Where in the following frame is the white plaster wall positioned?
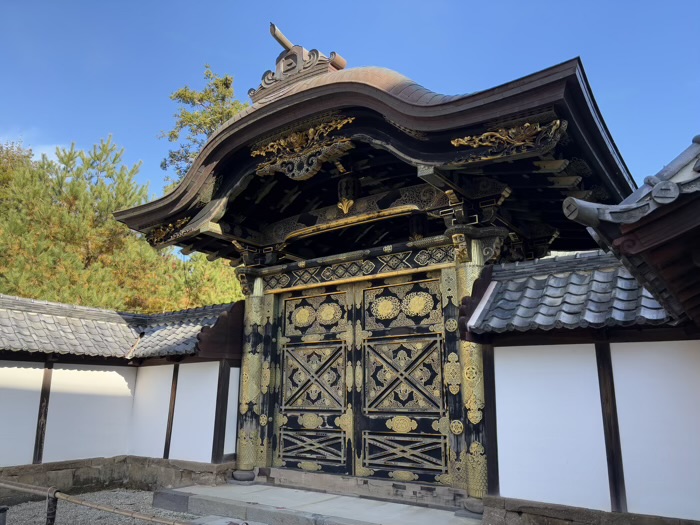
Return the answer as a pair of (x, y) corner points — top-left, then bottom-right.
(611, 340), (700, 520)
(129, 365), (173, 458)
(43, 364), (136, 462)
(224, 367), (240, 455)
(495, 344), (610, 511)
(169, 361), (219, 463)
(0, 361), (45, 467)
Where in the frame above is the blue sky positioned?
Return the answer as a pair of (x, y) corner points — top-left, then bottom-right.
(1, 1), (698, 196)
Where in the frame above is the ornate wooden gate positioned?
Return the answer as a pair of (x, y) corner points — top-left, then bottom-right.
(274, 271), (453, 483)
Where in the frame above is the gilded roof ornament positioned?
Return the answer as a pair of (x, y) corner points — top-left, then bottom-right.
(248, 23), (347, 104)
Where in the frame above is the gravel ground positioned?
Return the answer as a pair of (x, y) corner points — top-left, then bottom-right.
(4, 489), (198, 525)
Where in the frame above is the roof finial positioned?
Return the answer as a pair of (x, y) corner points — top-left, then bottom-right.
(270, 23), (293, 52)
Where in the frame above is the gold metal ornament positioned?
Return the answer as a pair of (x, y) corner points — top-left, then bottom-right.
(450, 420), (464, 435)
(386, 416), (418, 433)
(259, 414), (269, 427)
(401, 292), (434, 317)
(252, 117), (356, 181)
(444, 353), (461, 395)
(298, 461), (322, 472)
(317, 303), (342, 325)
(299, 413), (324, 430)
(444, 318), (458, 333)
(467, 441), (487, 498)
(431, 416), (450, 436)
(389, 470), (418, 482)
(293, 306), (316, 327)
(371, 296), (401, 320)
(451, 119), (568, 163)
(261, 360), (271, 394)
(337, 197), (354, 215)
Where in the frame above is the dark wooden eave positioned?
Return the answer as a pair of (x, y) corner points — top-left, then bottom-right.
(114, 58), (634, 257)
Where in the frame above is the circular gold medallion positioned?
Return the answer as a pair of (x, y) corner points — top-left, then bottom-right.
(371, 296), (400, 320)
(317, 303), (342, 325)
(449, 420), (464, 435)
(401, 292), (434, 317)
(293, 306), (316, 327)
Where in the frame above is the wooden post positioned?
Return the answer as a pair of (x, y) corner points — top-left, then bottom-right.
(33, 361), (53, 465)
(163, 364), (179, 460)
(211, 360), (231, 464)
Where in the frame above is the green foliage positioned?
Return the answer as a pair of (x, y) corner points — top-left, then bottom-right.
(160, 64), (248, 182)
(0, 139), (243, 313)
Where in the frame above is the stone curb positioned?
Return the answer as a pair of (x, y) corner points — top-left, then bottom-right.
(153, 490), (387, 525)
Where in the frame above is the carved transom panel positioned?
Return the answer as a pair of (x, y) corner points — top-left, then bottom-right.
(282, 344), (347, 410)
(364, 279), (442, 331)
(364, 337), (443, 413)
(284, 292), (349, 337)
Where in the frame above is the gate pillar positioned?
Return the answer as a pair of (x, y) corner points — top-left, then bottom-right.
(233, 277), (276, 481)
(455, 237), (488, 498)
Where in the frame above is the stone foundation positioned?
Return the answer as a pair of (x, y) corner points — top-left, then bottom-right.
(0, 456), (236, 506)
(260, 467), (482, 513)
(483, 496), (700, 525)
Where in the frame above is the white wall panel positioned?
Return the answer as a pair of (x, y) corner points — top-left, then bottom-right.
(0, 361), (44, 467)
(612, 341), (700, 520)
(169, 361), (219, 463)
(43, 364), (135, 462)
(129, 365), (173, 458)
(495, 344), (610, 511)
(224, 367), (240, 455)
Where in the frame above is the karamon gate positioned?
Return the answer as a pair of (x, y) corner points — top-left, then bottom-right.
(115, 25), (632, 499)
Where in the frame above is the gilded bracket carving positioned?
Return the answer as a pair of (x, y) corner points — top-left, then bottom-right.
(251, 117), (356, 181)
(451, 119), (568, 164)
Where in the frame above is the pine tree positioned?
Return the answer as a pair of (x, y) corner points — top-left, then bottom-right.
(160, 65), (248, 183)
(0, 139), (243, 313)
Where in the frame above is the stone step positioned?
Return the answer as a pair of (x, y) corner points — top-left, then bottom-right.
(256, 467), (483, 514)
(153, 484), (481, 525)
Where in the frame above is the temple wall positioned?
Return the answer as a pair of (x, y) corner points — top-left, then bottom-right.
(611, 340), (700, 521)
(494, 344), (610, 511)
(43, 364), (136, 462)
(129, 364), (173, 458)
(0, 361), (44, 467)
(168, 361), (219, 463)
(224, 367), (240, 455)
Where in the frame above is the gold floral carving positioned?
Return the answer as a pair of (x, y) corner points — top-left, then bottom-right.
(251, 117), (356, 181)
(146, 216), (191, 245)
(298, 461), (322, 472)
(444, 353), (461, 396)
(401, 292), (434, 317)
(451, 119), (568, 163)
(462, 341), (485, 425)
(317, 303), (342, 325)
(467, 441), (487, 498)
(293, 306), (316, 328)
(386, 416), (418, 433)
(337, 197), (354, 215)
(240, 352), (261, 414)
(237, 429), (258, 471)
(450, 420), (464, 435)
(371, 296), (400, 320)
(438, 448), (468, 490)
(299, 413), (324, 430)
(389, 470), (418, 482)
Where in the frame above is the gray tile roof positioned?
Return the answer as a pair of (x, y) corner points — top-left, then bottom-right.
(131, 304), (232, 359)
(468, 251), (671, 334)
(0, 294), (234, 359)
